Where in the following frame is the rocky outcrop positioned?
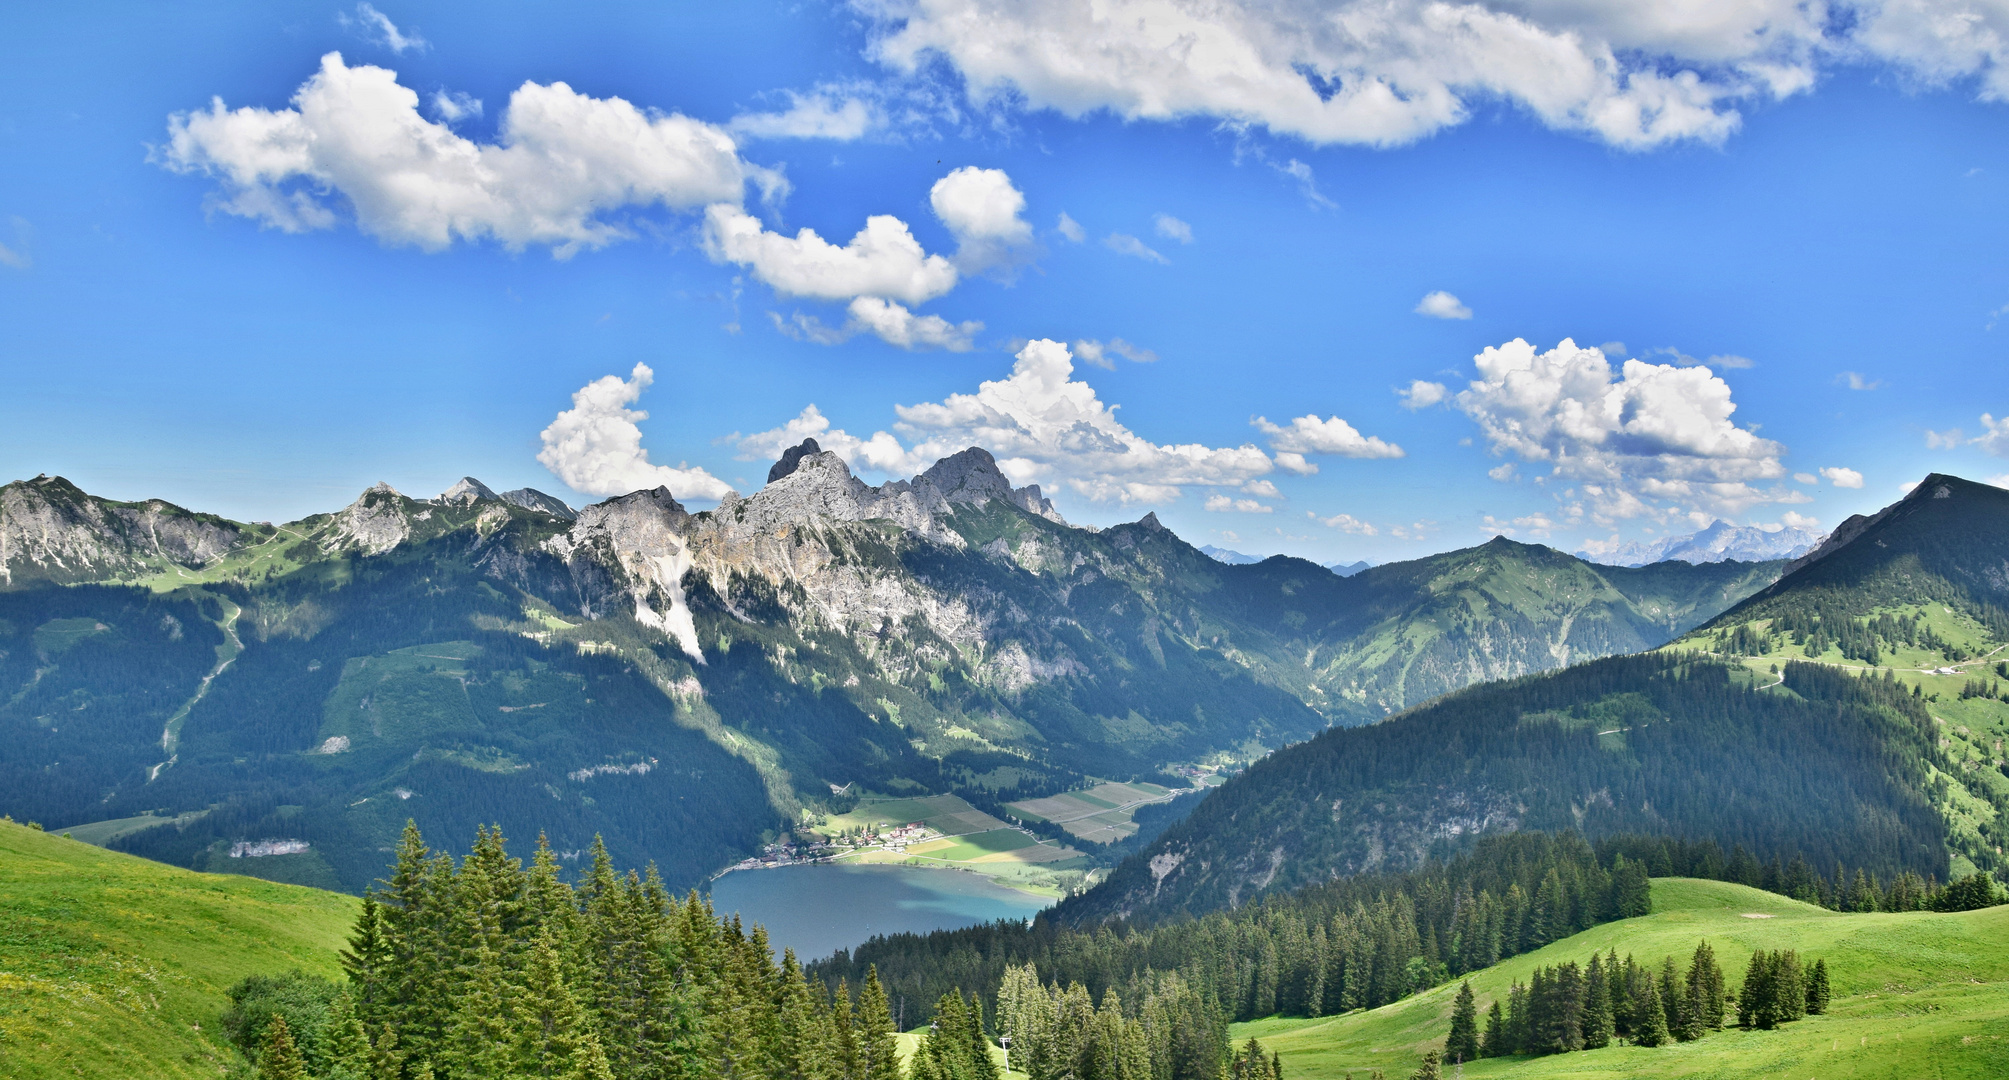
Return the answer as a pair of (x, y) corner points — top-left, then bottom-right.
(326, 483), (413, 556)
(0, 475), (244, 586)
(501, 487), (575, 520)
(436, 477), (500, 506)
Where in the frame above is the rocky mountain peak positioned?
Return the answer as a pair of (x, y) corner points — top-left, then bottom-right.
(501, 487), (576, 520)
(436, 477), (499, 506)
(1136, 511), (1167, 532)
(767, 438), (823, 484)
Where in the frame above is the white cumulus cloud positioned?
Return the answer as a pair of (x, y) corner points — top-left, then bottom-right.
(538, 364), (734, 501)
(740, 340), (1277, 504)
(1820, 466), (1865, 488)
(774, 296), (981, 351)
(1453, 337), (1799, 522)
(704, 166), (1026, 346)
(731, 88), (878, 140)
(160, 53), (761, 256)
(1205, 495), (1273, 513)
(702, 204), (958, 305)
(1056, 212), (1085, 242)
(1253, 414), (1405, 466)
(1415, 290), (1472, 319)
(862, 0), (2009, 151)
(1309, 510), (1377, 534)
(930, 166), (1034, 274)
(1978, 412), (2009, 456)
(1398, 379), (1448, 409)
(1154, 213), (1194, 243)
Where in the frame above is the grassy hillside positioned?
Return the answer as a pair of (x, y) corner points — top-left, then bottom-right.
(1233, 877), (2009, 1079)
(0, 819), (359, 1078)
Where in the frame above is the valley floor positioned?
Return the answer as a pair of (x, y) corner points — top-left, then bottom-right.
(1231, 878), (2009, 1079)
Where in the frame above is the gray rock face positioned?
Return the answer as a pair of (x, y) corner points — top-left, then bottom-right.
(767, 438), (822, 484)
(328, 483), (413, 556)
(541, 445), (1072, 689)
(436, 477), (499, 506)
(0, 475), (244, 586)
(501, 487), (576, 520)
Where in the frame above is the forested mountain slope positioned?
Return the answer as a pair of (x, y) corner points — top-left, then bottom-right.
(1058, 474), (2009, 926)
(0, 450), (1774, 891)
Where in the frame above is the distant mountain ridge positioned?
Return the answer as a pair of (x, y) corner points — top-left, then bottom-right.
(1199, 545), (1370, 577)
(1579, 519), (1824, 567)
(1057, 474), (2009, 925)
(0, 447), (1780, 892)
(1580, 519), (1823, 567)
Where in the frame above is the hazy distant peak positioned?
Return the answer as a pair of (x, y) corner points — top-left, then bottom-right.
(1200, 544), (1262, 565)
(1580, 520), (1822, 567)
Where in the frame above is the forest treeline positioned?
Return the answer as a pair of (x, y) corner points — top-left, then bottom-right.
(1442, 940), (1828, 1065)
(814, 824), (2005, 1033)
(1069, 654), (1991, 924)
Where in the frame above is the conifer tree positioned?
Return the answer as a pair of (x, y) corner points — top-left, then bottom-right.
(1806, 958), (1831, 1015)
(365, 1025), (405, 1080)
(512, 928), (598, 1078)
(1631, 977), (1669, 1047)
(857, 966), (902, 1080)
(442, 938), (516, 1078)
(1479, 1001), (1505, 1058)
(322, 991), (370, 1080)
(1445, 981), (1478, 1063)
(1407, 1049), (1441, 1080)
(1686, 941), (1726, 1031)
(1503, 980), (1530, 1054)
(1657, 956), (1684, 1039)
(1612, 856), (1652, 918)
(1580, 955), (1613, 1050)
(1737, 950), (1772, 1029)
(260, 1014), (309, 1080)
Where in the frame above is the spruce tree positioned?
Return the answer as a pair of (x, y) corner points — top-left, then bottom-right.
(1687, 941), (1726, 1030)
(259, 1014), (309, 1080)
(857, 966), (902, 1080)
(1737, 950), (1772, 1029)
(1612, 855), (1652, 918)
(1503, 980), (1530, 1055)
(1445, 981), (1479, 1063)
(1581, 955), (1614, 1050)
(1631, 977), (1669, 1047)
(511, 928), (597, 1078)
(1656, 956), (1683, 1039)
(1806, 958), (1831, 1015)
(1407, 1049), (1441, 1080)
(1479, 1001), (1506, 1058)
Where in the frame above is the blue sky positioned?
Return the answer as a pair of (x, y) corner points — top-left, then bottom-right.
(3, 0), (2007, 563)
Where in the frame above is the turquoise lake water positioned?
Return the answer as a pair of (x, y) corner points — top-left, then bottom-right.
(707, 862), (1053, 963)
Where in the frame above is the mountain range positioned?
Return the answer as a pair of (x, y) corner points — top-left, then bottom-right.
(1197, 545), (1372, 578)
(1059, 474), (2009, 925)
(0, 445), (1781, 892)
(1578, 519), (1825, 567)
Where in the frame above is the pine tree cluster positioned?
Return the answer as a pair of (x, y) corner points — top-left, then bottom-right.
(1465, 941), (1731, 1058)
(822, 833), (1650, 1028)
(1735, 951), (1829, 1029)
(991, 963), (1225, 1080)
(237, 822), (916, 1080)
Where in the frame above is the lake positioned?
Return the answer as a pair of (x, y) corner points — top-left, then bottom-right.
(707, 862), (1054, 963)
